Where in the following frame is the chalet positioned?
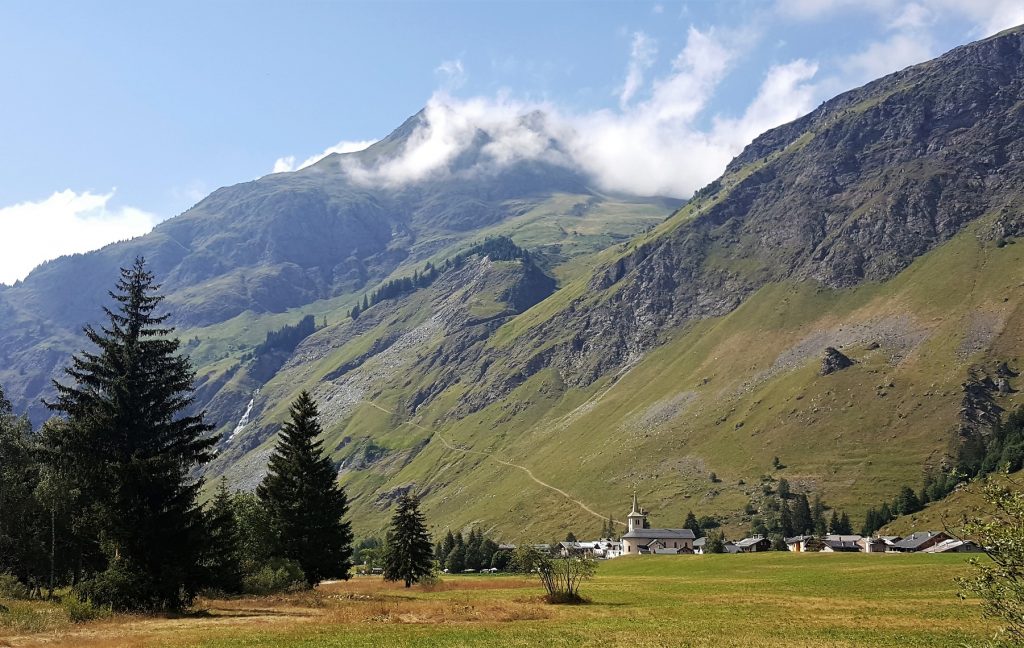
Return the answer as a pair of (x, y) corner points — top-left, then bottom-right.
(620, 495), (696, 555)
(922, 538), (984, 554)
(859, 537), (888, 553)
(889, 531), (951, 553)
(734, 535), (771, 553)
(822, 534), (862, 552)
(784, 535), (816, 552)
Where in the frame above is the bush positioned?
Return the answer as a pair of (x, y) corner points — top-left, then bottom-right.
(0, 572), (28, 599)
(74, 566), (156, 611)
(242, 559), (308, 595)
(62, 595), (112, 623)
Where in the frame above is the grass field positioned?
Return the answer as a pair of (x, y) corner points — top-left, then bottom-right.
(0, 554), (994, 648)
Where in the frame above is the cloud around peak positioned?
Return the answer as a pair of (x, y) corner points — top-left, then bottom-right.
(334, 25), (821, 198)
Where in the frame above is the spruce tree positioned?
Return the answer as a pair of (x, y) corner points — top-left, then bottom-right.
(683, 511), (702, 537)
(257, 391), (353, 586)
(204, 478), (242, 593)
(383, 493), (434, 587)
(0, 384), (48, 587)
(792, 493), (812, 535)
(44, 258), (216, 611)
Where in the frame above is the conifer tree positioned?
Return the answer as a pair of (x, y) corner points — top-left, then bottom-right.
(204, 478), (242, 593)
(441, 529), (456, 559)
(797, 494), (813, 534)
(44, 258), (216, 611)
(779, 500), (795, 537)
(257, 391), (353, 586)
(383, 493), (434, 587)
(683, 511), (702, 537)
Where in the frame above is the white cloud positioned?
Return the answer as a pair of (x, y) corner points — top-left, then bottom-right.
(620, 32), (657, 108)
(271, 139), (378, 174)
(776, 0), (1023, 37)
(436, 58), (467, 90)
(841, 31), (935, 84)
(0, 189), (159, 285)
(338, 26), (821, 198)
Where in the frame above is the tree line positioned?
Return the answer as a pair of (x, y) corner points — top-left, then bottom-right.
(350, 236), (530, 320)
(0, 259), (435, 611)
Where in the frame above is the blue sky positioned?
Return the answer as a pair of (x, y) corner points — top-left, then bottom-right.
(0, 0), (1021, 284)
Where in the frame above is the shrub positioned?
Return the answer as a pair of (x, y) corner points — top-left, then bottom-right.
(0, 572), (28, 599)
(242, 559), (308, 595)
(74, 566), (157, 612)
(62, 595), (112, 623)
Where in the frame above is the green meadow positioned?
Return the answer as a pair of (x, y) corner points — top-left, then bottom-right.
(1, 554), (993, 648)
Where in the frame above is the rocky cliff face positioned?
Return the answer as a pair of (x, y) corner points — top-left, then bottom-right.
(454, 26), (1024, 411)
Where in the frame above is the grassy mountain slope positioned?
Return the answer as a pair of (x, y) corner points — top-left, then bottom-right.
(204, 26), (1024, 541)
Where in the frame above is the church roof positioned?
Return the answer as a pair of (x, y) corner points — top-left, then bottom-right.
(622, 528), (696, 540)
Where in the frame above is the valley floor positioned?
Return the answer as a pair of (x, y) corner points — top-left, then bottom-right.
(0, 554), (993, 648)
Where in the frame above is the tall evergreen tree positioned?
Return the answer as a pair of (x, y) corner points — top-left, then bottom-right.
(204, 479), (242, 593)
(257, 391), (353, 585)
(683, 511), (702, 537)
(441, 530), (456, 559)
(792, 493), (812, 535)
(0, 384), (48, 589)
(43, 258), (216, 611)
(779, 500), (795, 537)
(383, 493), (434, 587)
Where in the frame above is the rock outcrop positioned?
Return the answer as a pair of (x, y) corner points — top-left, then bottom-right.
(820, 347), (855, 375)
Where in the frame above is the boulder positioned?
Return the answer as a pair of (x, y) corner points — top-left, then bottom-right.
(820, 347), (855, 375)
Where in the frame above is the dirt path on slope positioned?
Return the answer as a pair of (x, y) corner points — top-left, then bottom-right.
(361, 401), (623, 527)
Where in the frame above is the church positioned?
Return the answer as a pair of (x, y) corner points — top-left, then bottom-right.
(620, 495), (696, 555)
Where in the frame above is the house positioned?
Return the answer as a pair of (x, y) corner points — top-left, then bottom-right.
(889, 531), (951, 553)
(734, 535), (772, 553)
(878, 535), (902, 548)
(591, 539), (624, 559)
(784, 535), (814, 552)
(620, 495), (696, 555)
(695, 537), (741, 554)
(822, 534), (862, 552)
(859, 537), (888, 553)
(922, 538), (984, 554)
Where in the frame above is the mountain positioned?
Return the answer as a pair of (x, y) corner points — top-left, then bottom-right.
(4, 26), (1024, 542)
(205, 25), (1024, 540)
(0, 111), (677, 426)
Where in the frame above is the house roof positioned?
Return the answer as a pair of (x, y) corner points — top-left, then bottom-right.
(735, 535), (769, 548)
(693, 537), (706, 547)
(622, 528), (696, 540)
(922, 539), (980, 553)
(893, 531), (946, 550)
(824, 540), (861, 552)
(784, 535), (813, 544)
(825, 534), (862, 543)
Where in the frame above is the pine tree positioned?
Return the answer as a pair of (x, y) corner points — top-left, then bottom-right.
(683, 511), (702, 537)
(257, 391), (353, 586)
(441, 530), (456, 559)
(811, 495), (827, 535)
(383, 493), (434, 587)
(792, 493), (812, 535)
(44, 258), (216, 611)
(779, 500), (795, 537)
(204, 478), (242, 593)
(362, 295), (369, 311)
(0, 384), (48, 588)
(895, 486), (922, 515)
(837, 511), (853, 535)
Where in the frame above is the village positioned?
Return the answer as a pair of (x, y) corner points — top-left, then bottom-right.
(487, 496), (985, 564)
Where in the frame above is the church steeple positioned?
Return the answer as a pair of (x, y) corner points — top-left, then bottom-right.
(627, 493), (645, 532)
